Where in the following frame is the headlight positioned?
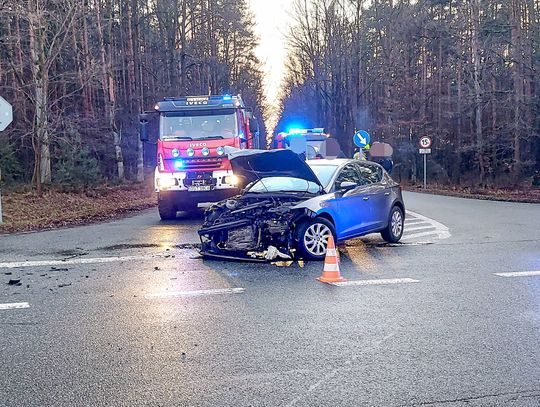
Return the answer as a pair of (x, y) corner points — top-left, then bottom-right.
(157, 177), (176, 189)
(216, 146), (225, 156)
(202, 147), (210, 156)
(186, 148), (195, 157)
(171, 148), (179, 158)
(224, 175), (239, 185)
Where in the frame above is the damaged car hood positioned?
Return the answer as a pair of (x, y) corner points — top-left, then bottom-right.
(225, 147), (324, 189)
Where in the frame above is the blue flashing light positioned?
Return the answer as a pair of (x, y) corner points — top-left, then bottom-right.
(288, 128), (306, 135)
(173, 160), (184, 170)
(223, 95), (232, 101)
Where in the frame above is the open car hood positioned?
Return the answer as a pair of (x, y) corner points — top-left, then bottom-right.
(225, 147), (324, 189)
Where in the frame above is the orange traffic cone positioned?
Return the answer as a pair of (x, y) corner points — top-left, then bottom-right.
(317, 234), (346, 284)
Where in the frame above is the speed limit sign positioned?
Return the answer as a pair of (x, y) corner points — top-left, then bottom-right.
(419, 136), (432, 149)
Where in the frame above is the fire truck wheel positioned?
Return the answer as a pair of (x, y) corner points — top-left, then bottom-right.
(158, 195), (177, 220)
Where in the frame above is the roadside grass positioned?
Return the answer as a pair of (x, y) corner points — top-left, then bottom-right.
(0, 182), (156, 234)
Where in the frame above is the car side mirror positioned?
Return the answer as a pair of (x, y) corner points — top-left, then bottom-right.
(249, 117), (259, 134)
(139, 113), (150, 142)
(339, 181), (357, 192)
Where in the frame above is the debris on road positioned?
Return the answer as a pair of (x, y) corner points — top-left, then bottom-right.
(7, 278), (21, 286)
(272, 261), (294, 267)
(58, 283), (72, 288)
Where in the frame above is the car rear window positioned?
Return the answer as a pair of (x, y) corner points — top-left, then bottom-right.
(356, 163), (383, 184)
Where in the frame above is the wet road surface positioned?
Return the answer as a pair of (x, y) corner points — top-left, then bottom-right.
(1, 191), (540, 406)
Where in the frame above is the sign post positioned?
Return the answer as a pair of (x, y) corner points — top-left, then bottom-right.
(419, 136), (432, 189)
(0, 96), (13, 224)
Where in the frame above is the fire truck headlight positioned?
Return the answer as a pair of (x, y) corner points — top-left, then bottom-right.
(216, 146), (225, 156)
(202, 147), (210, 156)
(224, 175), (239, 186)
(187, 148), (195, 157)
(172, 148), (179, 158)
(156, 176), (176, 189)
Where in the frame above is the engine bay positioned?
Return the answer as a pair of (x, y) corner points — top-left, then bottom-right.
(198, 194), (311, 260)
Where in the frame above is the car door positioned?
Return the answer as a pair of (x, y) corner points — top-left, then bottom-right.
(354, 162), (389, 231)
(325, 163), (370, 239)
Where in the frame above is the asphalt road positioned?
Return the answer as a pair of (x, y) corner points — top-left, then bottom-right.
(1, 191), (539, 407)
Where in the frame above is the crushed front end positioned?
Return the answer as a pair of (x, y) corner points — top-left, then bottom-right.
(198, 194), (310, 261)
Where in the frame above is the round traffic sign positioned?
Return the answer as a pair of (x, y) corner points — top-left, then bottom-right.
(419, 136), (432, 149)
(353, 130), (370, 148)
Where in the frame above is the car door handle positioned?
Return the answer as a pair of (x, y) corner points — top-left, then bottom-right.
(363, 197), (369, 201)
(384, 192), (391, 196)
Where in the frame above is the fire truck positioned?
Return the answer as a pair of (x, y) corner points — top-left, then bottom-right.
(273, 128), (343, 159)
(139, 95), (259, 220)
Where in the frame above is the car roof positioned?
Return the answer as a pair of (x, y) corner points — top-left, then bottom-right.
(306, 158), (350, 168)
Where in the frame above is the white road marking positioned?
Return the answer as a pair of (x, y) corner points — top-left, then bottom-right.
(0, 252), (198, 269)
(146, 287), (245, 299)
(0, 302), (30, 310)
(404, 225), (436, 233)
(404, 219), (426, 225)
(403, 210), (451, 243)
(494, 271), (540, 278)
(330, 278), (420, 287)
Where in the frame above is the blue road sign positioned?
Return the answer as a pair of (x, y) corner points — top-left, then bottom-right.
(353, 130), (370, 148)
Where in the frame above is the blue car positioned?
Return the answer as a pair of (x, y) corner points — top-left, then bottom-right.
(198, 149), (405, 261)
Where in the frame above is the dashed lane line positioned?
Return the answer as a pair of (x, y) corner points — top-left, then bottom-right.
(494, 271), (540, 278)
(330, 278), (420, 287)
(145, 288), (245, 299)
(0, 302), (30, 310)
(0, 251), (199, 269)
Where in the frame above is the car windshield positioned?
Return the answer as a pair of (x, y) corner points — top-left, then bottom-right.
(307, 164), (339, 189)
(246, 177), (320, 194)
(160, 109), (238, 141)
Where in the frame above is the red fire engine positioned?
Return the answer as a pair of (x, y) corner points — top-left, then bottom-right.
(140, 95), (259, 220)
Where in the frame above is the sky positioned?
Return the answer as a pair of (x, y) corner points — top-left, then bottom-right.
(248, 0), (293, 133)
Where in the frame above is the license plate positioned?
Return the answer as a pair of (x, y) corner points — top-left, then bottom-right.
(192, 180), (207, 187)
(188, 185), (212, 192)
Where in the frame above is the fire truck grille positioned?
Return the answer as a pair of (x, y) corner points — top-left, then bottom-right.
(183, 157), (223, 169)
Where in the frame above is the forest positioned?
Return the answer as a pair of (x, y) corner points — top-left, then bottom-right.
(0, 0), (266, 191)
(277, 0), (540, 187)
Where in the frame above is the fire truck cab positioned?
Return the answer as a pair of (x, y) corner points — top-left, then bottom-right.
(140, 95), (259, 220)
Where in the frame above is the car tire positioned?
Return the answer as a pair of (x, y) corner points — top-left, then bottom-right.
(381, 205), (404, 243)
(158, 194), (177, 220)
(296, 218), (337, 261)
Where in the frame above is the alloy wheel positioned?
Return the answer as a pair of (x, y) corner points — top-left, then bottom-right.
(391, 210), (403, 238)
(303, 222), (332, 256)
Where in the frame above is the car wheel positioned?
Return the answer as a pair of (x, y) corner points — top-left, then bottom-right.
(297, 218), (336, 261)
(381, 205), (404, 243)
(158, 194), (177, 220)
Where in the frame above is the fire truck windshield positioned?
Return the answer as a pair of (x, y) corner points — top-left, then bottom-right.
(160, 109), (239, 141)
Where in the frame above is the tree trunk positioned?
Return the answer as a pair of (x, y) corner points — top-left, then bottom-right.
(470, 0), (484, 185)
(29, 4), (51, 187)
(511, 0), (524, 184)
(96, 0), (124, 180)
